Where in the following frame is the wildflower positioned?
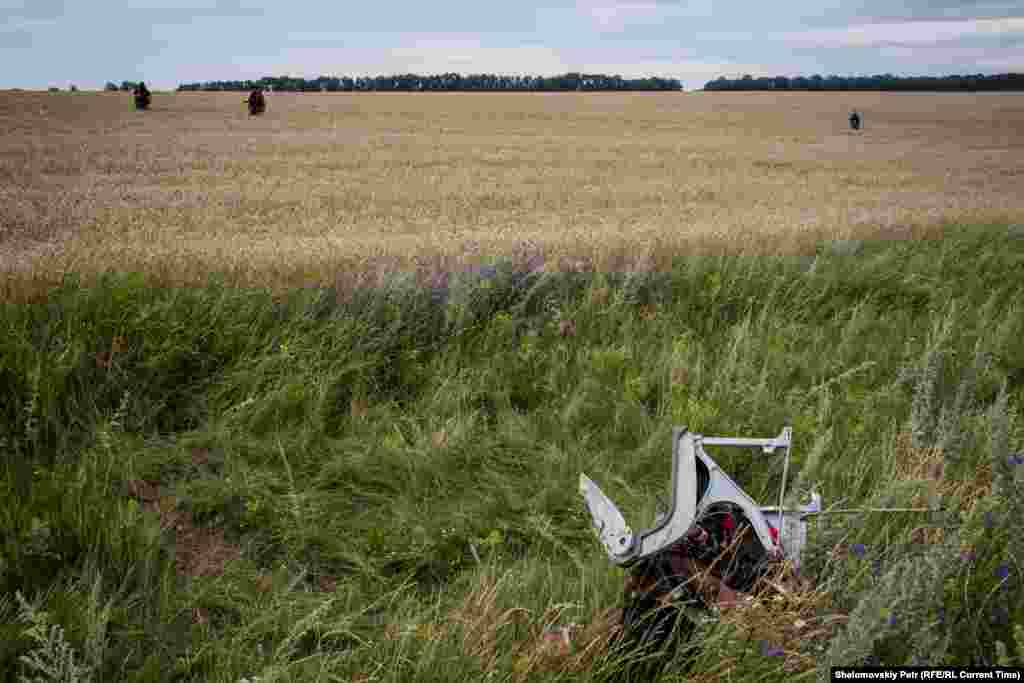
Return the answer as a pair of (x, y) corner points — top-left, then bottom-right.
(524, 253), (545, 274)
(851, 543), (867, 558)
(428, 270), (450, 302)
(985, 511), (996, 529)
(995, 564), (1010, 580)
(937, 608), (946, 625)
(961, 547), (976, 564)
(872, 558), (883, 578)
(760, 641), (784, 657)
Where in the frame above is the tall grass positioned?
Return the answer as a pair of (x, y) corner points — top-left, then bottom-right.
(2, 221), (1023, 681)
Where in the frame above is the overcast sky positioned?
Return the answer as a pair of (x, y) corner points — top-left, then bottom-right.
(2, 0), (1022, 91)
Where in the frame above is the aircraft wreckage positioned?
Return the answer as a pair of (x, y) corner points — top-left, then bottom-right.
(578, 425), (823, 672)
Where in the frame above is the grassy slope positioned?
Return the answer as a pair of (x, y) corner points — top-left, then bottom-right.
(2, 221), (1024, 682)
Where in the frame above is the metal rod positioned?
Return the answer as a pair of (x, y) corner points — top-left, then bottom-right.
(701, 437), (788, 450)
(802, 508), (935, 516)
(777, 428), (791, 546)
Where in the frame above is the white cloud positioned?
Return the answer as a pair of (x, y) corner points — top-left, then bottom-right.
(878, 43), (1024, 68)
(568, 0), (714, 32)
(580, 1), (661, 29)
(224, 42), (573, 78)
(1, 16), (59, 30)
(781, 17), (1024, 47)
(285, 31), (349, 42)
(694, 30), (756, 42)
(389, 41), (570, 75)
(976, 54), (1024, 68)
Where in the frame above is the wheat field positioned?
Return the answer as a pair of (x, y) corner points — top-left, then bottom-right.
(2, 90), (1023, 299)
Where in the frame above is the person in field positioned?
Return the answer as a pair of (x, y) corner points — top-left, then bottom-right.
(133, 81), (151, 111)
(849, 110), (861, 131)
(247, 87), (266, 116)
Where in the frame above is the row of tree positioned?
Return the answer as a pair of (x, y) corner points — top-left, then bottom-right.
(105, 81), (142, 92)
(175, 73), (684, 92)
(703, 73), (1024, 92)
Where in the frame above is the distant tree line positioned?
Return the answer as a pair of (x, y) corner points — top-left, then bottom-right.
(703, 73), (1024, 92)
(106, 81), (141, 92)
(175, 72), (683, 92)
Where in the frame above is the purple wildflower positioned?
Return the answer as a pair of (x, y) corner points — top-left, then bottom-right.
(428, 276), (450, 306)
(937, 608), (946, 625)
(961, 548), (976, 564)
(524, 253), (545, 274)
(888, 612), (897, 627)
(1007, 454), (1022, 467)
(872, 558), (883, 578)
(760, 641), (784, 657)
(995, 563), (1010, 580)
(851, 543), (867, 558)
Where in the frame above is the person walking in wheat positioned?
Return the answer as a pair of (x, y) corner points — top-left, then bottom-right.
(133, 81), (151, 111)
(247, 87), (266, 116)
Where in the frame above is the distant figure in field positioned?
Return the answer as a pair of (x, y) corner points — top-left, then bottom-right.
(849, 110), (861, 131)
(133, 81), (151, 111)
(247, 87), (266, 116)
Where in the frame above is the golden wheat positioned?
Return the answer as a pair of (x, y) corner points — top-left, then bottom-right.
(2, 90), (1023, 301)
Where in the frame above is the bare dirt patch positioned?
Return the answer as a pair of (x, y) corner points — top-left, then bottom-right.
(125, 478), (242, 580)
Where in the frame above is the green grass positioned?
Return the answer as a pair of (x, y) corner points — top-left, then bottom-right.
(2, 221), (1024, 682)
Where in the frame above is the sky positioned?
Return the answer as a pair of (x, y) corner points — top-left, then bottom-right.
(1, 0), (1022, 91)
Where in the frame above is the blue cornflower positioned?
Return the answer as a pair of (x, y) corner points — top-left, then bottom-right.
(760, 641), (784, 657)
(996, 563), (1010, 580)
(851, 543), (867, 558)
(872, 558), (883, 578)
(937, 608), (946, 625)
